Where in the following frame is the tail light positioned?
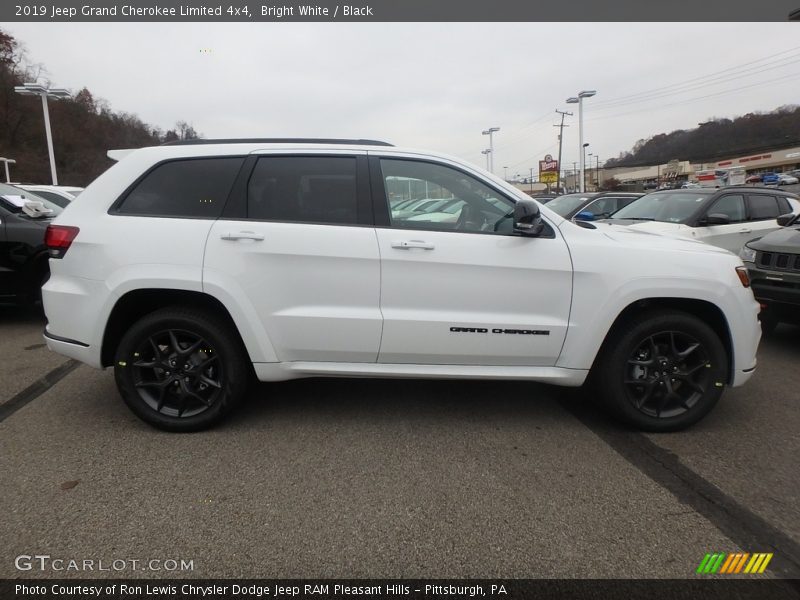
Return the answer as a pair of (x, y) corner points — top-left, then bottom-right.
(45, 225), (80, 258)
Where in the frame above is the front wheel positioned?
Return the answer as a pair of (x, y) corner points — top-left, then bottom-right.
(595, 310), (729, 432)
(114, 307), (249, 432)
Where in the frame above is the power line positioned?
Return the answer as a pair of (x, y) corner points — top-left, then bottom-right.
(593, 45), (800, 108)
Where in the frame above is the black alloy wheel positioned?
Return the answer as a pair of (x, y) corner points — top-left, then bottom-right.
(131, 329), (222, 418)
(624, 330), (710, 419)
(595, 310), (728, 432)
(115, 307), (249, 431)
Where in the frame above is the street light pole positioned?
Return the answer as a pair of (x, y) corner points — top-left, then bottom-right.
(582, 143), (589, 191)
(566, 90), (596, 193)
(529, 168), (534, 192)
(481, 149), (491, 171)
(503, 166), (508, 181)
(14, 83), (71, 185)
(482, 127), (500, 174)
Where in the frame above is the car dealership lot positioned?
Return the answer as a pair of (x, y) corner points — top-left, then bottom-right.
(0, 309), (798, 579)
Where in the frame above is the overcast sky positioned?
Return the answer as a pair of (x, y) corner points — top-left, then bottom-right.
(6, 23), (800, 176)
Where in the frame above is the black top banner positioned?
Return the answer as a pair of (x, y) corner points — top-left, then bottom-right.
(2, 0), (800, 22)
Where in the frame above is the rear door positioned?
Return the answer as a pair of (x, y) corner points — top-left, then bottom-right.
(696, 193), (748, 252)
(371, 155), (573, 366)
(203, 151), (382, 362)
(744, 193), (790, 244)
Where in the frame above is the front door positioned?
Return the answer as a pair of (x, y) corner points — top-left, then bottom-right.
(371, 156), (573, 366)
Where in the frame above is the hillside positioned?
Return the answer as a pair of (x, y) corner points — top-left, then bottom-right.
(604, 105), (800, 168)
(0, 29), (198, 187)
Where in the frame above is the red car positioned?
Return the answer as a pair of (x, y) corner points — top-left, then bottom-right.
(745, 174), (763, 184)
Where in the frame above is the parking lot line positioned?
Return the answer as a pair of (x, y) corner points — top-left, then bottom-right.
(0, 359), (79, 423)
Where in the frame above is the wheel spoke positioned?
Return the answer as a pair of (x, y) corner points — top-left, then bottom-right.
(674, 373), (705, 395)
(133, 359), (159, 368)
(156, 386), (167, 412)
(168, 330), (181, 354)
(135, 378), (171, 389)
(199, 374), (222, 389)
(178, 338), (205, 357)
(677, 343), (700, 359)
(148, 338), (162, 360)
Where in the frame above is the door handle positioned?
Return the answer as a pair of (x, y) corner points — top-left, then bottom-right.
(221, 231), (265, 241)
(391, 240), (435, 250)
(739, 228), (752, 234)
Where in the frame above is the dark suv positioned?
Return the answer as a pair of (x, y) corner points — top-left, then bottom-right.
(0, 183), (63, 304)
(740, 212), (800, 333)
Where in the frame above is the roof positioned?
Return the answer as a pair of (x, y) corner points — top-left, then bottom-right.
(161, 138), (394, 147)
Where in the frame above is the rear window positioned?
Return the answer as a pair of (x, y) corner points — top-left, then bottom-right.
(747, 195), (780, 220)
(116, 157), (244, 218)
(246, 156), (358, 225)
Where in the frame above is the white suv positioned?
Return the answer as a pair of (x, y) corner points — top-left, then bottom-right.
(42, 139), (761, 432)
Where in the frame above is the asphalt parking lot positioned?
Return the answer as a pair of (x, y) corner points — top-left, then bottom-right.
(0, 308), (798, 580)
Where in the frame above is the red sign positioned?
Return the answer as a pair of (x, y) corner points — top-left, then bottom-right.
(539, 158), (559, 173)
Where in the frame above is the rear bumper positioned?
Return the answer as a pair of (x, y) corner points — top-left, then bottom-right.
(43, 328), (102, 368)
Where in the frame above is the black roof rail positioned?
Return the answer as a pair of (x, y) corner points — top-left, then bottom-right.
(790, 8), (800, 20)
(161, 138), (394, 147)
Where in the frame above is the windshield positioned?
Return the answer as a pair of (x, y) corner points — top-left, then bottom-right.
(611, 191), (713, 223)
(545, 193), (595, 217)
(0, 183), (64, 216)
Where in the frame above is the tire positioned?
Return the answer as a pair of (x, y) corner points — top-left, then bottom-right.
(594, 310), (728, 432)
(114, 307), (249, 432)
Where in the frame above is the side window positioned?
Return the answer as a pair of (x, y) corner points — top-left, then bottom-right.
(117, 157), (244, 218)
(380, 159), (514, 234)
(707, 194), (745, 223)
(247, 156), (358, 225)
(747, 195), (780, 221)
(586, 197), (621, 218)
(777, 197), (792, 215)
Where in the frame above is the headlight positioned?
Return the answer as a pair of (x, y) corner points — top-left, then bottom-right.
(739, 245), (757, 263)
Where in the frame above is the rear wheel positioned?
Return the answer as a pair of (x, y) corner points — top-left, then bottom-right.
(595, 310), (728, 432)
(114, 307), (249, 431)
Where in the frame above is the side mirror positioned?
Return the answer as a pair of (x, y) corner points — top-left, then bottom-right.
(574, 210), (595, 222)
(513, 199), (545, 236)
(776, 212), (796, 227)
(704, 213), (730, 225)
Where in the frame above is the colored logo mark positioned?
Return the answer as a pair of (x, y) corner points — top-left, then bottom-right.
(696, 552), (773, 574)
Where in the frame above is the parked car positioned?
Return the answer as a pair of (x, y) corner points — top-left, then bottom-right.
(17, 184), (83, 208)
(601, 187), (799, 253)
(43, 138), (761, 433)
(0, 182), (64, 304)
(761, 173), (780, 186)
(544, 191), (642, 221)
(745, 174), (763, 184)
(740, 211), (800, 333)
(681, 182), (700, 189)
(777, 174), (799, 186)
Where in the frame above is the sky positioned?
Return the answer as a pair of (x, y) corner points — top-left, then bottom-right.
(5, 22), (800, 178)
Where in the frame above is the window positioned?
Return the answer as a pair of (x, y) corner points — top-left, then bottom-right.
(247, 156), (359, 225)
(707, 195), (745, 223)
(117, 157), (244, 218)
(747, 195), (780, 220)
(380, 159), (514, 234)
(778, 197), (792, 215)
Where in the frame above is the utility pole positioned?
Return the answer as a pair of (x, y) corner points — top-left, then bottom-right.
(529, 167), (534, 192)
(572, 162), (577, 192)
(554, 109), (572, 194)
